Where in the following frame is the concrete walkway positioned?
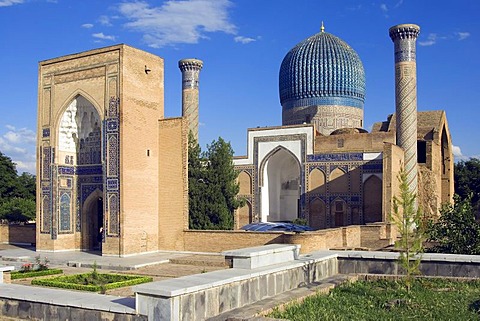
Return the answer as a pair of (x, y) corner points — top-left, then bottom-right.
(0, 244), (199, 270)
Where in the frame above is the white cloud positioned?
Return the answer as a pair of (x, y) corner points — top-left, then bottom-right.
(234, 36), (256, 44)
(13, 159), (36, 174)
(82, 23), (94, 29)
(419, 33), (437, 46)
(99, 15), (112, 26)
(0, 137), (27, 155)
(452, 145), (462, 157)
(0, 125), (36, 174)
(3, 126), (36, 144)
(456, 32), (470, 41)
(380, 3), (388, 13)
(92, 32), (116, 41)
(118, 0), (236, 48)
(394, 0), (404, 9)
(452, 145), (480, 163)
(0, 0), (24, 7)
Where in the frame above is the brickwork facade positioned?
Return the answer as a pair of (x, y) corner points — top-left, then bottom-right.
(35, 44), (186, 256)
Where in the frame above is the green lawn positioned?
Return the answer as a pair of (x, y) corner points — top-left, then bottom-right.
(268, 278), (480, 320)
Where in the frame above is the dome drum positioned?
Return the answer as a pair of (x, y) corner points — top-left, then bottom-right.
(283, 104), (363, 136)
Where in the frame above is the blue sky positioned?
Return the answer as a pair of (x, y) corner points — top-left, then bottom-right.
(0, 0), (478, 174)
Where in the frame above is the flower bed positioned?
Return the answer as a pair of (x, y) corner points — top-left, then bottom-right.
(31, 272), (153, 292)
(11, 268), (63, 280)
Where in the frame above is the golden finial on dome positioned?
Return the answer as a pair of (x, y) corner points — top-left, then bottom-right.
(321, 21), (325, 33)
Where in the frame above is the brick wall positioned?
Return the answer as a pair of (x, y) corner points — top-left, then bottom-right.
(158, 118), (188, 251)
(0, 224), (35, 245)
(119, 45), (164, 255)
(184, 224), (387, 254)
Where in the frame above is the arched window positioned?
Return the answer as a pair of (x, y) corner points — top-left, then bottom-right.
(238, 171), (252, 195)
(308, 168), (326, 194)
(309, 198), (326, 229)
(329, 167), (348, 193)
(363, 175), (382, 223)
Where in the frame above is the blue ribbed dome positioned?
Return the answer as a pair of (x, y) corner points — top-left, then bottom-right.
(279, 31), (365, 110)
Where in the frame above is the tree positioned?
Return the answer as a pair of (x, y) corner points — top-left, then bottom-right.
(0, 151), (20, 202)
(188, 132), (210, 229)
(0, 197), (36, 223)
(16, 172), (36, 201)
(0, 151), (37, 223)
(188, 133), (244, 230)
(389, 167), (424, 291)
(204, 137), (244, 229)
(454, 158), (480, 218)
(427, 194), (480, 255)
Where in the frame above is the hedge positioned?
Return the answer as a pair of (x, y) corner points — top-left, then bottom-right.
(11, 269), (64, 280)
(31, 273), (153, 292)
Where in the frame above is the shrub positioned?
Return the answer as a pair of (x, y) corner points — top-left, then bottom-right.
(11, 268), (63, 280)
(427, 195), (480, 255)
(20, 263), (33, 272)
(31, 273), (153, 292)
(35, 255), (49, 271)
(292, 218), (308, 226)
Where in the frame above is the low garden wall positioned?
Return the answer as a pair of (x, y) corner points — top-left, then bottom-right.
(0, 224), (35, 245)
(336, 251), (480, 278)
(184, 223), (395, 254)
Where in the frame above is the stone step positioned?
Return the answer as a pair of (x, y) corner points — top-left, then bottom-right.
(169, 255), (228, 267)
(223, 244), (300, 269)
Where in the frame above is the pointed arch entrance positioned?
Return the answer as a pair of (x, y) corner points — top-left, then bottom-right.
(81, 189), (103, 250)
(57, 94), (104, 251)
(262, 147), (301, 222)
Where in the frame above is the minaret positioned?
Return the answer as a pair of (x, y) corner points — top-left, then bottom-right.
(389, 24), (420, 200)
(178, 58), (203, 140)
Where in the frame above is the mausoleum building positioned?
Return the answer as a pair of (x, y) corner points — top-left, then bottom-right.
(35, 24), (454, 256)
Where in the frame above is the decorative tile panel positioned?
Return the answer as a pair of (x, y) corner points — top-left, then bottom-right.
(42, 128), (50, 138)
(41, 146), (52, 234)
(58, 166), (75, 175)
(307, 153), (363, 162)
(59, 192), (71, 232)
(76, 165), (102, 176)
(104, 97), (120, 237)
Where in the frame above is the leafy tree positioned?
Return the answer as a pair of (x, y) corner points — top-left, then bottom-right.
(454, 158), (480, 217)
(0, 197), (36, 223)
(389, 167), (424, 291)
(188, 132), (210, 229)
(427, 194), (480, 255)
(188, 133), (244, 230)
(0, 151), (20, 201)
(0, 151), (37, 223)
(16, 172), (36, 201)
